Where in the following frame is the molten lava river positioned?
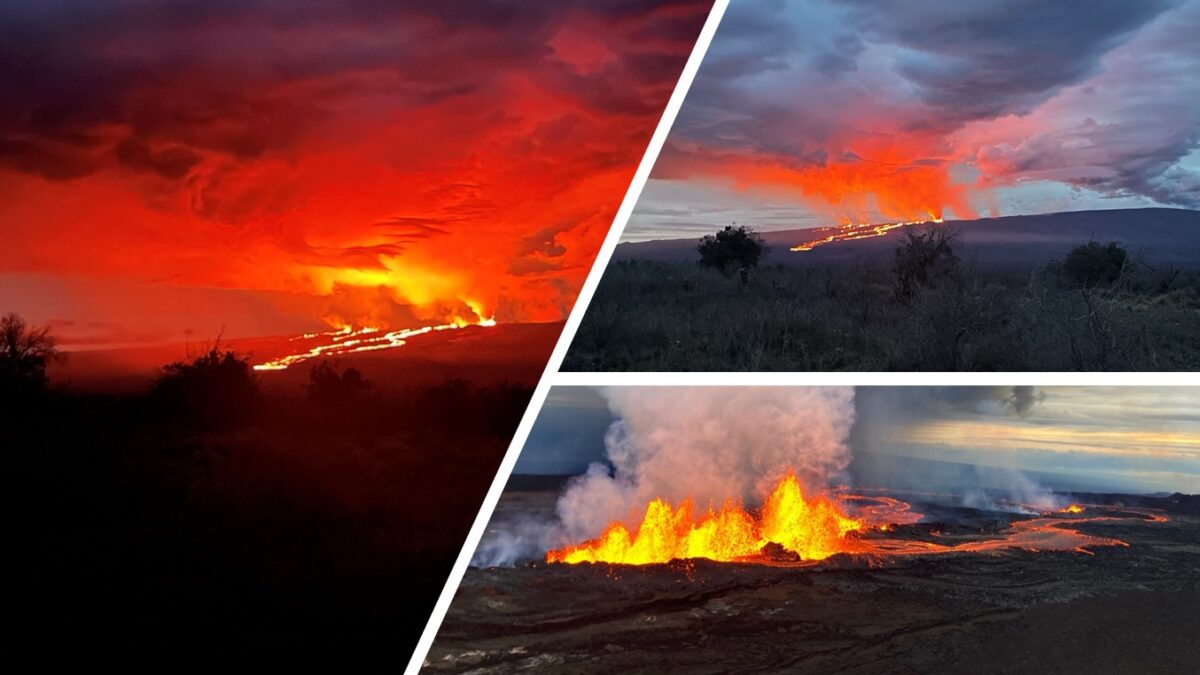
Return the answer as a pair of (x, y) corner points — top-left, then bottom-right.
(252, 317), (496, 371)
(789, 216), (943, 252)
(547, 472), (1166, 567)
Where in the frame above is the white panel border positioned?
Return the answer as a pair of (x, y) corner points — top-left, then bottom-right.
(404, 2), (734, 671)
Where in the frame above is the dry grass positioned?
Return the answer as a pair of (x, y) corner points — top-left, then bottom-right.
(565, 259), (1200, 371)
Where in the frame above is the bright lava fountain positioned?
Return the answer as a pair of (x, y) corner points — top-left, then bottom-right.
(547, 472), (1167, 567)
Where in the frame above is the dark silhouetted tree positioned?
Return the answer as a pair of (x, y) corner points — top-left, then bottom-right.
(0, 312), (63, 400)
(698, 225), (768, 280)
(893, 227), (960, 302)
(153, 345), (259, 429)
(417, 377), (475, 422)
(480, 381), (534, 437)
(306, 361), (373, 406)
(1062, 241), (1127, 287)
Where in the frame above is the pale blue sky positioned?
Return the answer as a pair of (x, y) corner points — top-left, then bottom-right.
(514, 386), (1200, 495)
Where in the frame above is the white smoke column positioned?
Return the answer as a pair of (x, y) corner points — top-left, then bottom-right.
(471, 514), (560, 568)
(556, 387), (856, 541)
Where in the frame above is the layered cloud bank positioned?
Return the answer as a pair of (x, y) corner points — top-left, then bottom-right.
(0, 0), (710, 346)
(630, 0), (1200, 239)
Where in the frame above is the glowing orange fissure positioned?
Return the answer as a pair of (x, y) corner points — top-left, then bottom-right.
(546, 475), (1167, 567)
(252, 315), (497, 371)
(547, 473), (864, 565)
(790, 216), (945, 252)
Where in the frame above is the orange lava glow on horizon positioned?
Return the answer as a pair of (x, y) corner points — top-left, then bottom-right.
(654, 133), (978, 233)
(789, 216), (945, 252)
(252, 315), (497, 371)
(0, 2), (711, 349)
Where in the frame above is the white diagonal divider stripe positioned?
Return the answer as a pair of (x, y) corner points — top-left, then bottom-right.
(403, 1), (733, 671)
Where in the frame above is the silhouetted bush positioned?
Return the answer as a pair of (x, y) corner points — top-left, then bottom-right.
(893, 227), (960, 302)
(153, 346), (259, 429)
(0, 312), (63, 402)
(399, 378), (532, 437)
(306, 361), (373, 405)
(566, 253), (1200, 372)
(698, 224), (768, 279)
(16, 330), (538, 662)
(477, 381), (535, 437)
(1063, 241), (1127, 287)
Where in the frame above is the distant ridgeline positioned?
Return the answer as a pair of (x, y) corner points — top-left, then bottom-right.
(616, 208), (1200, 269)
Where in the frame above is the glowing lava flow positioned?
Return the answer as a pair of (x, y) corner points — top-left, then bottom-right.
(252, 317), (497, 371)
(834, 489), (924, 529)
(546, 473), (863, 565)
(790, 216), (944, 252)
(547, 478), (1169, 566)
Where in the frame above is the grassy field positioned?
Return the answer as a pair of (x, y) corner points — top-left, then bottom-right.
(565, 256), (1200, 371)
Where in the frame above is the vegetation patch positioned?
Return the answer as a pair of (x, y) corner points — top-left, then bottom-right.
(566, 226), (1200, 371)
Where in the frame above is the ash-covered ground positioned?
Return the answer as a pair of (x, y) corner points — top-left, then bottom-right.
(425, 490), (1200, 674)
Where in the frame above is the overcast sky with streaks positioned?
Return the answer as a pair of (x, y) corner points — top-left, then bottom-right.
(0, 0), (710, 348)
(516, 387), (1200, 495)
(625, 0), (1200, 241)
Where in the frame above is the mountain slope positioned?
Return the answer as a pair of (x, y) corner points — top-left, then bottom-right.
(616, 208), (1200, 268)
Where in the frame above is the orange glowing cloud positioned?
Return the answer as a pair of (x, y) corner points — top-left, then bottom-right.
(0, 1), (712, 347)
(657, 134), (978, 225)
(635, 0), (1194, 238)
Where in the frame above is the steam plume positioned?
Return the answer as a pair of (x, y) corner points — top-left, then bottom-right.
(851, 386), (1059, 511)
(555, 387), (856, 540)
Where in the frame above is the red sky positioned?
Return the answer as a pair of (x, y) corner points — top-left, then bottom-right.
(0, 0), (710, 348)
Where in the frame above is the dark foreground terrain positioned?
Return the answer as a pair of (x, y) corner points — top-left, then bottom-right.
(567, 209), (1200, 371)
(13, 326), (551, 663)
(426, 493), (1200, 674)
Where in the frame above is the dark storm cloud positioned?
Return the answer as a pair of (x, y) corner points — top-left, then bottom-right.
(114, 138), (202, 180)
(516, 221), (572, 259)
(686, 0), (1176, 136)
(656, 0), (1199, 213)
(370, 219), (454, 240)
(510, 216), (586, 276)
(855, 386), (1045, 423)
(841, 0), (1176, 129)
(1007, 386), (1044, 417)
(0, 0), (707, 183)
(665, 0), (848, 156)
(978, 117), (1200, 209)
(972, 1), (1200, 208)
